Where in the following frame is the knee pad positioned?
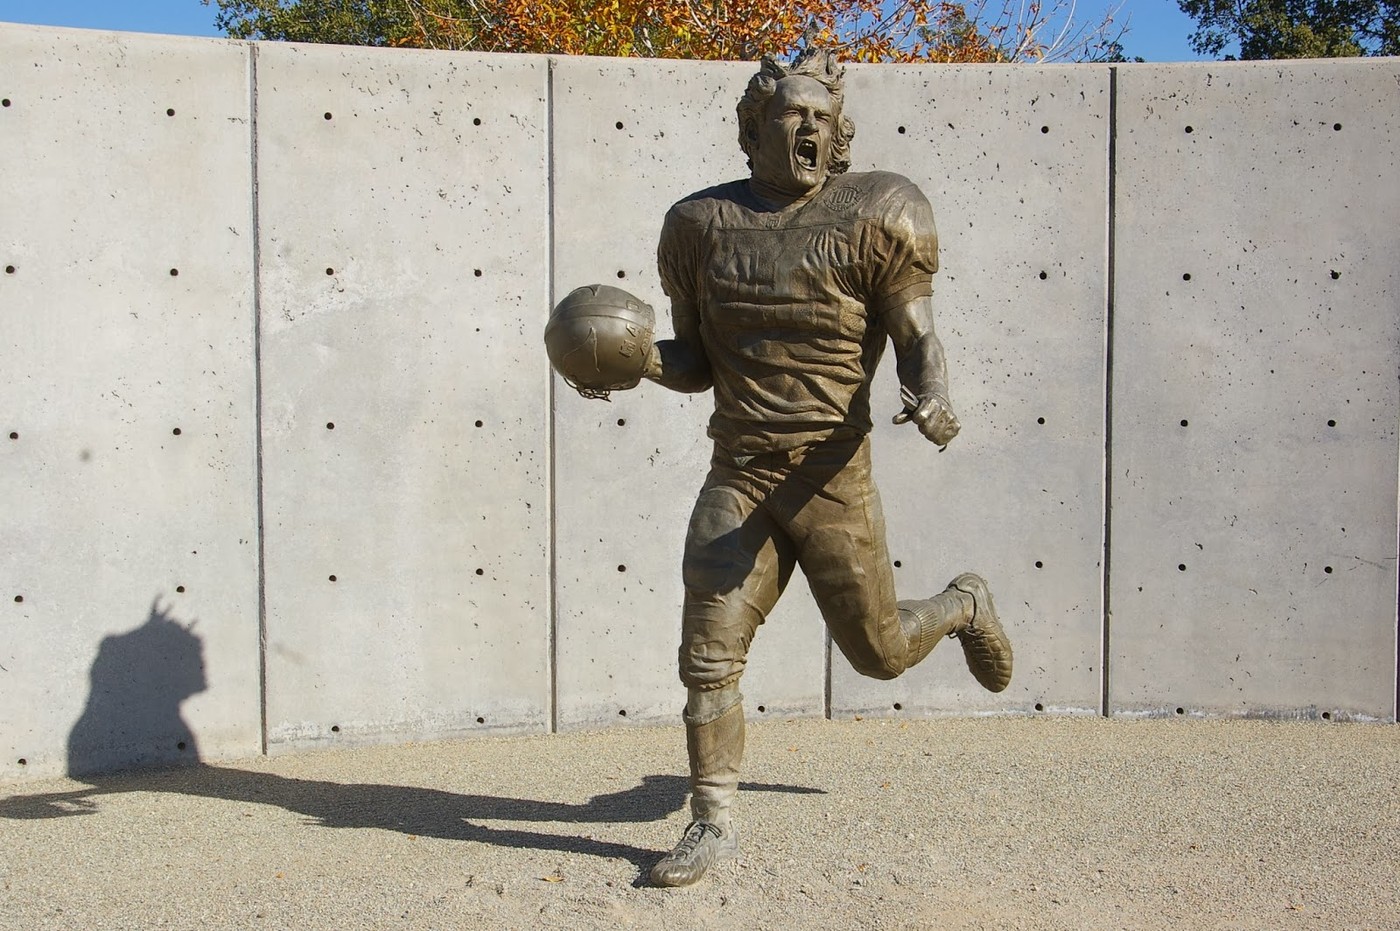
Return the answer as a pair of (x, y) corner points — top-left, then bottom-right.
(685, 684), (742, 726)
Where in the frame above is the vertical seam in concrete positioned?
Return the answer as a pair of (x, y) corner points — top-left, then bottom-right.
(249, 41), (269, 756)
(546, 57), (559, 735)
(824, 630), (833, 719)
(1101, 65), (1118, 720)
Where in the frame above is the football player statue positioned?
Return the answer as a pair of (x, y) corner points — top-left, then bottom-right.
(553, 47), (1015, 888)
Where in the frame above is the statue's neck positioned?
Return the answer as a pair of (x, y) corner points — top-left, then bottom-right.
(748, 175), (825, 211)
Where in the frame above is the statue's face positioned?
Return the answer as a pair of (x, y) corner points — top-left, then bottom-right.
(750, 75), (835, 196)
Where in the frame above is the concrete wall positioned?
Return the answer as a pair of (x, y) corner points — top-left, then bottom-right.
(1109, 63), (1400, 718)
(1, 28), (262, 777)
(2, 24), (1396, 780)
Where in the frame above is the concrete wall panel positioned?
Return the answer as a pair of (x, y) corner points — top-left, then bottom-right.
(1110, 62), (1400, 719)
(550, 58), (830, 728)
(831, 65), (1111, 717)
(0, 26), (260, 778)
(256, 44), (552, 749)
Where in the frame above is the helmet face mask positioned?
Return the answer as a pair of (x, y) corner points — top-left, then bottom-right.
(545, 284), (656, 399)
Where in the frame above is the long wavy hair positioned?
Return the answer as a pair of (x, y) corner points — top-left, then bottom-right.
(736, 48), (856, 176)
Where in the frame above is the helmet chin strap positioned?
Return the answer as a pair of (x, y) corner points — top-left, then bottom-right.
(567, 380), (614, 401)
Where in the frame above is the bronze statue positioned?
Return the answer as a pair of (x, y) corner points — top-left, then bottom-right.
(549, 48), (1013, 888)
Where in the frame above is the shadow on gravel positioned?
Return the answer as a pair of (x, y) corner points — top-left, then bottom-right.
(8, 594), (824, 884)
(0, 767), (824, 878)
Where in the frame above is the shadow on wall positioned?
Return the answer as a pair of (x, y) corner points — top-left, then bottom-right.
(66, 598), (206, 777)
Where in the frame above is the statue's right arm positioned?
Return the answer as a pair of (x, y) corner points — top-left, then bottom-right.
(642, 301), (712, 393)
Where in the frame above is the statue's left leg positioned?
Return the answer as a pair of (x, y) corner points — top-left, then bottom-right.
(786, 437), (1012, 691)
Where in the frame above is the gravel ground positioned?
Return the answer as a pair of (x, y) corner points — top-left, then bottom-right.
(1, 716), (1397, 931)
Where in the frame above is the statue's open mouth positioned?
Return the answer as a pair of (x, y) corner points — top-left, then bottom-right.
(795, 139), (819, 170)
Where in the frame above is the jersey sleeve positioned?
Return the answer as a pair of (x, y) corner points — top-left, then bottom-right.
(656, 204), (700, 308)
(867, 180), (939, 312)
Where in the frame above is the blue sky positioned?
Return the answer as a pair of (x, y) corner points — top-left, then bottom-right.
(0, 0), (1222, 62)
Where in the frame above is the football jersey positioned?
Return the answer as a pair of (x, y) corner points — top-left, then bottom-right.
(657, 170), (938, 455)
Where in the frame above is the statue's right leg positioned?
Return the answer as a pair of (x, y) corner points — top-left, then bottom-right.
(651, 467), (793, 888)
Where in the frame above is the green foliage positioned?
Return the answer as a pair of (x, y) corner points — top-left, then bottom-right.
(1177, 0), (1400, 58)
(204, 0), (423, 46)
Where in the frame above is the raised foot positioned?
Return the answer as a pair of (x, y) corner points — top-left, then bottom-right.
(649, 820), (738, 888)
(949, 572), (1013, 693)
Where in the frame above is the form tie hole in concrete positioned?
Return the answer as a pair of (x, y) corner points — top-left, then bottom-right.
(8, 432), (16, 440)
(757, 705), (767, 713)
(1324, 566), (1333, 574)
(473, 117), (481, 126)
(1180, 419), (1189, 427)
(475, 568), (484, 576)
(1185, 125), (1194, 134)
(172, 427), (182, 436)
(475, 420), (484, 428)
(1038, 270), (1047, 280)
(324, 112), (333, 120)
(476, 716), (485, 724)
(1037, 417), (1045, 425)
(4, 265), (13, 274)
(617, 564), (627, 573)
(1182, 273), (1191, 281)
(1175, 707), (1185, 715)
(1034, 702), (1044, 712)
(166, 108), (175, 117)
(2, 99), (10, 107)
(326, 422), (335, 430)
(331, 725), (340, 733)
(897, 126), (906, 134)
(1178, 563), (1187, 572)
(16, 758), (25, 766)
(1333, 123), (1342, 131)
(615, 121), (624, 130)
(1327, 419), (1336, 427)
(169, 268), (179, 277)
(176, 586), (186, 593)
(1034, 560), (1043, 569)
(1330, 270), (1341, 280)
(893, 560), (902, 568)
(1322, 711), (1332, 721)
(13, 595), (22, 604)
(893, 702), (903, 711)
(616, 270), (627, 279)
(618, 709), (628, 717)
(1040, 125), (1049, 134)
(616, 418), (626, 426)
(325, 267), (334, 276)
(328, 574), (337, 582)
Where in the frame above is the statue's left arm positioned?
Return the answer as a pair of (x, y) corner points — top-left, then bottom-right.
(884, 296), (960, 446)
(871, 176), (959, 446)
